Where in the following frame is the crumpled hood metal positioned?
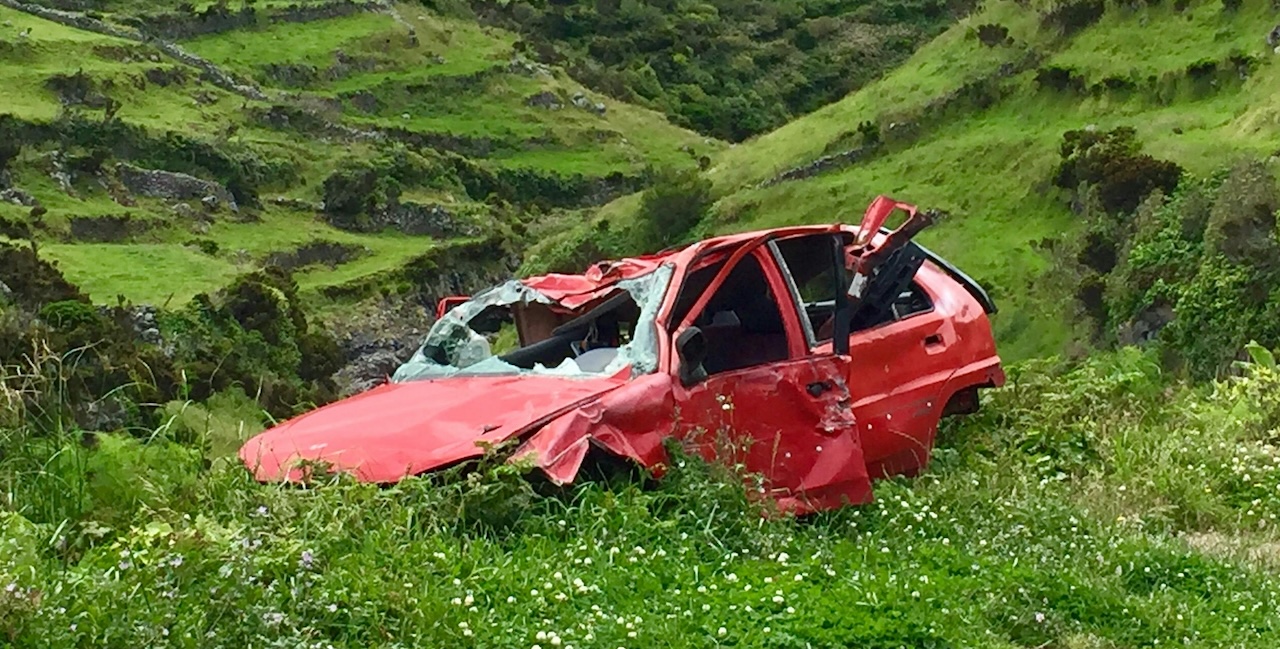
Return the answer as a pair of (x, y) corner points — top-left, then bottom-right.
(239, 374), (627, 483)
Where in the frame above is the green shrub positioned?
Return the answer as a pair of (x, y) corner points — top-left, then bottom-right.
(1053, 126), (1184, 216)
(1092, 161), (1280, 378)
(633, 166), (713, 252)
(1040, 0), (1106, 35)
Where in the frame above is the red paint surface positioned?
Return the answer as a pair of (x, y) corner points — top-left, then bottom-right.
(674, 356), (871, 516)
(239, 375), (625, 483)
(239, 195), (1006, 514)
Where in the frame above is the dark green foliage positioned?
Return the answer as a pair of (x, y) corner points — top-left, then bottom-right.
(321, 145), (448, 227)
(470, 0), (976, 141)
(975, 22), (1011, 46)
(633, 166), (714, 251)
(0, 243), (88, 310)
(0, 215), (32, 241)
(1202, 159), (1280, 272)
(164, 267), (341, 417)
(1220, 0), (1242, 11)
(39, 300), (106, 337)
(1040, 0), (1105, 36)
(0, 241), (343, 429)
(1054, 126), (1184, 216)
(185, 238), (220, 256)
(1035, 65), (1086, 93)
(1055, 160), (1280, 379)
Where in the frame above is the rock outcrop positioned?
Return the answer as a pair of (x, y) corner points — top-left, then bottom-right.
(116, 163), (238, 212)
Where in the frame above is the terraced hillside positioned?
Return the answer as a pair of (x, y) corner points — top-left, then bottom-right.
(0, 0), (720, 307)
(531, 0), (1280, 362)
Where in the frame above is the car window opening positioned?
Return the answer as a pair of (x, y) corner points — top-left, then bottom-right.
(772, 233), (934, 346)
(393, 265), (673, 381)
(669, 252), (792, 376)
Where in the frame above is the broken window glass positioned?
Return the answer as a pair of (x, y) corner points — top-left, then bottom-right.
(391, 264), (675, 382)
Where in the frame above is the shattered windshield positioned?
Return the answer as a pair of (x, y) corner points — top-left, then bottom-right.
(392, 264), (674, 382)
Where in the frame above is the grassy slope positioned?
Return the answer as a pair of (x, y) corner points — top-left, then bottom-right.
(0, 2), (720, 305)
(5, 349), (1280, 646)
(578, 0), (1279, 362)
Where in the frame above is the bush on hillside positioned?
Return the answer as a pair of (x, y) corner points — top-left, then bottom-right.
(471, 0), (976, 141)
(975, 23), (1011, 46)
(1053, 126), (1184, 216)
(633, 166), (714, 252)
(1035, 65), (1086, 93)
(1068, 160), (1280, 379)
(0, 242), (344, 431)
(1040, 0), (1105, 35)
(164, 267), (342, 417)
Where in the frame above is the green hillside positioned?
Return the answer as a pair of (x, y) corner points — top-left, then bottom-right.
(0, 0), (719, 306)
(530, 0), (1280, 362)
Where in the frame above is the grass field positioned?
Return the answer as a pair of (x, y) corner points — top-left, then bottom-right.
(4, 348), (1280, 646)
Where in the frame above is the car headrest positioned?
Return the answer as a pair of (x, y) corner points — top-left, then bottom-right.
(709, 310), (741, 327)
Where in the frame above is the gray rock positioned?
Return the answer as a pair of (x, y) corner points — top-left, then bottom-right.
(171, 202), (196, 219)
(117, 163), (237, 211)
(1116, 305), (1175, 347)
(74, 396), (130, 433)
(525, 90), (563, 110)
(0, 280), (13, 302)
(201, 194), (220, 211)
(0, 188), (38, 207)
(1268, 24), (1280, 48)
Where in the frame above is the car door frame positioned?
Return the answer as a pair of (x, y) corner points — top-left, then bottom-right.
(664, 234), (871, 513)
(766, 229), (955, 479)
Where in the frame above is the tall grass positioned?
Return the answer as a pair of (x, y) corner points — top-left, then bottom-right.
(2, 346), (1280, 647)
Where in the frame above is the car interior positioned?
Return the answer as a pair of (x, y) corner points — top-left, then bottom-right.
(667, 252), (793, 376)
(771, 233), (933, 343)
(499, 294), (641, 371)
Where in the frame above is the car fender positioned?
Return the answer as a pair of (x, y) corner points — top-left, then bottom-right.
(510, 373), (678, 484)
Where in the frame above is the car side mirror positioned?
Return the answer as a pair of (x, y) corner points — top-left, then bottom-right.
(675, 326), (708, 387)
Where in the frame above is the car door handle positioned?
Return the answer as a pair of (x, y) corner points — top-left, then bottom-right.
(924, 334), (944, 348)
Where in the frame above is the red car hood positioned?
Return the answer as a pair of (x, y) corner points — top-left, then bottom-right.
(239, 374), (627, 483)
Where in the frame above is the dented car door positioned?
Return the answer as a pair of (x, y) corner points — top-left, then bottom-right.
(668, 240), (872, 515)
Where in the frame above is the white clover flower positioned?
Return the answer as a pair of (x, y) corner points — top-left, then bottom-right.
(717, 627), (727, 636)
(772, 595), (785, 604)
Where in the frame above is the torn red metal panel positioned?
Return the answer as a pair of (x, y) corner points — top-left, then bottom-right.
(524, 258), (667, 309)
(512, 374), (678, 483)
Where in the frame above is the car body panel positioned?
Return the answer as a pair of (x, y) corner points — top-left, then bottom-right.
(239, 373), (628, 483)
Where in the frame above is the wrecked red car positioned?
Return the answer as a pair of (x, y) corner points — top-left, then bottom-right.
(240, 196), (1005, 514)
